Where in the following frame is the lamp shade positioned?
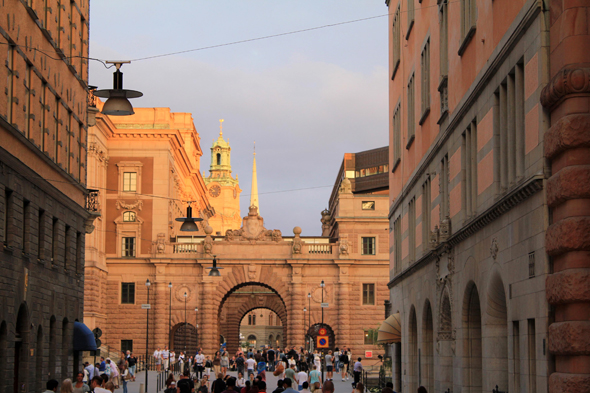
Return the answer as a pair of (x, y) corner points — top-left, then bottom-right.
(102, 96), (135, 116)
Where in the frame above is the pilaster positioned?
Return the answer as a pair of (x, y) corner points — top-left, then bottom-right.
(290, 281), (305, 347)
(337, 264), (352, 347)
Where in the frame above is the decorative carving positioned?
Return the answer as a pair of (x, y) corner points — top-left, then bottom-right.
(156, 233), (166, 254)
(439, 216), (451, 241)
(541, 66), (590, 110)
(203, 227), (213, 256)
(292, 227), (302, 254)
(310, 284), (331, 303)
(490, 238), (499, 260)
(175, 286), (193, 302)
(339, 177), (352, 194)
(116, 200), (143, 211)
(248, 265), (257, 280)
(339, 235), (349, 256)
(224, 206), (283, 243)
(429, 225), (440, 249)
(86, 190), (101, 213)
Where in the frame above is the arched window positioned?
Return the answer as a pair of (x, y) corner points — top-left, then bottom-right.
(123, 211), (136, 222)
(248, 335), (256, 347)
(216, 153), (221, 166)
(248, 315), (252, 325)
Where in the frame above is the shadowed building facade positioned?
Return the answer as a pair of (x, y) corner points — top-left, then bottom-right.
(385, 0), (590, 392)
(0, 1), (94, 392)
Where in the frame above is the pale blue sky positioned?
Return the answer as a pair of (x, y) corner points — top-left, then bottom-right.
(89, 1), (389, 236)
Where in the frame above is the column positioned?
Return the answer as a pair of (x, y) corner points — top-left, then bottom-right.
(290, 282), (305, 347)
(541, 3), (590, 392)
(154, 280), (168, 349)
(201, 281), (217, 355)
(337, 281), (350, 347)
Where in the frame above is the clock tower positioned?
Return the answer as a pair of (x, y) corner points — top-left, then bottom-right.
(203, 120), (242, 234)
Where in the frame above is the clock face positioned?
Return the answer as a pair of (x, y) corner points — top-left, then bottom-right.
(209, 185), (221, 198)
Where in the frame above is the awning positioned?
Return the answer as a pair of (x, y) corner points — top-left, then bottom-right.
(377, 313), (401, 344)
(73, 322), (97, 351)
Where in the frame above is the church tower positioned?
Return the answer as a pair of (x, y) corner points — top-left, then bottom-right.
(203, 120), (242, 234)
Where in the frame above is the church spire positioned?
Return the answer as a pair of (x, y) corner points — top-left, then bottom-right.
(250, 142), (259, 212)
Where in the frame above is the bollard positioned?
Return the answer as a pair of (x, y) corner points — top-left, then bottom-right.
(139, 383), (144, 393)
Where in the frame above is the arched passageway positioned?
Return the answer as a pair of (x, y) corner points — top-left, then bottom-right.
(486, 272), (508, 392)
(306, 323), (335, 352)
(14, 303), (30, 393)
(438, 287), (454, 392)
(408, 307), (418, 393)
(462, 282), (482, 393)
(422, 301), (434, 392)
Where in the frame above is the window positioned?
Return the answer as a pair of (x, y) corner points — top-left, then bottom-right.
(391, 6), (401, 80)
(52, 217), (59, 263)
(248, 314), (256, 326)
(459, 0), (477, 55)
(38, 209), (45, 259)
(528, 319), (537, 393)
(420, 39), (431, 124)
(2, 189), (13, 246)
(122, 237), (136, 257)
(462, 121), (478, 218)
(407, 0), (415, 39)
(364, 330), (374, 345)
(121, 340), (133, 353)
(363, 284), (375, 305)
(248, 335), (257, 347)
(361, 237), (376, 255)
(495, 63), (525, 193)
(216, 153), (221, 166)
(438, 0), (449, 122)
(355, 165), (389, 178)
(22, 200), (30, 252)
(123, 211), (136, 222)
(121, 282), (135, 304)
(407, 74), (415, 148)
(362, 201), (375, 211)
(394, 217), (402, 274)
(76, 231), (82, 275)
(422, 178), (431, 250)
(392, 103), (402, 171)
(441, 154), (449, 219)
(123, 172), (137, 192)
(409, 198), (416, 262)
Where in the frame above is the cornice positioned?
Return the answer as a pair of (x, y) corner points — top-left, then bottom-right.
(540, 66), (590, 110)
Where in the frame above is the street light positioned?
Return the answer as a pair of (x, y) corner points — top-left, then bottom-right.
(303, 307), (308, 350)
(145, 279), (151, 393)
(184, 292), (188, 354)
(168, 282), (172, 353)
(175, 202), (204, 232)
(320, 280), (325, 383)
(94, 61), (143, 116)
(207, 255), (223, 276)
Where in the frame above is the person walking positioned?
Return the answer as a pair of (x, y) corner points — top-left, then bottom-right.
(61, 379), (74, 393)
(308, 365), (321, 391)
(221, 349), (230, 376)
(120, 365), (130, 393)
(353, 358), (362, 389)
(196, 350), (205, 380)
(340, 349), (349, 381)
(324, 351), (333, 381)
(296, 364), (308, 391)
(211, 373), (226, 393)
(213, 351), (222, 376)
(127, 352), (137, 381)
(246, 354), (256, 378)
(73, 372), (90, 393)
(235, 353), (245, 377)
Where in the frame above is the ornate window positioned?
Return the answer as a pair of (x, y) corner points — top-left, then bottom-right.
(114, 210), (143, 258)
(117, 161), (143, 194)
(123, 211), (136, 222)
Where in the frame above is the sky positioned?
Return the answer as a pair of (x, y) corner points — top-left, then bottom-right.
(89, 1), (389, 236)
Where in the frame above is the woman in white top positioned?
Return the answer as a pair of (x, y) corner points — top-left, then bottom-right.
(236, 371), (245, 388)
(313, 351), (321, 374)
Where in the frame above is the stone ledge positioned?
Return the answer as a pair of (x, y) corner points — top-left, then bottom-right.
(541, 67), (590, 111)
(549, 373), (590, 393)
(547, 165), (590, 207)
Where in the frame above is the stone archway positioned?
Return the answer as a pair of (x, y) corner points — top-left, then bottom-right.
(218, 285), (287, 353)
(306, 323), (336, 352)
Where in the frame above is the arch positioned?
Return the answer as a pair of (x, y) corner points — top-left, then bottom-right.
(275, 334), (281, 348)
(247, 334), (257, 348)
(422, 300), (434, 392)
(171, 323), (198, 355)
(36, 325), (44, 392)
(306, 323), (336, 352)
(216, 279), (288, 354)
(15, 303), (30, 393)
(408, 306), (418, 392)
(61, 318), (70, 380)
(462, 281), (482, 393)
(438, 286), (454, 391)
(486, 271), (508, 391)
(123, 211), (136, 222)
(268, 334), (274, 346)
(49, 316), (56, 379)
(216, 153), (221, 166)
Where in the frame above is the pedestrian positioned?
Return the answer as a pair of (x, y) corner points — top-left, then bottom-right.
(324, 351), (333, 381)
(236, 372), (245, 388)
(221, 349), (230, 376)
(267, 347), (276, 372)
(256, 380), (267, 393)
(340, 349), (349, 381)
(162, 346), (170, 372)
(212, 373), (226, 393)
(171, 350), (176, 371)
(196, 350), (206, 379)
(206, 356), (214, 378)
(73, 372), (90, 393)
(321, 381), (334, 393)
(417, 387), (428, 393)
(127, 352), (137, 381)
(44, 379), (59, 393)
(61, 379), (73, 393)
(353, 358), (362, 389)
(285, 364), (297, 388)
(108, 359), (119, 388)
(333, 348), (340, 375)
(177, 371), (195, 393)
(299, 382), (310, 393)
(164, 381), (177, 393)
(308, 365), (321, 391)
(99, 357), (106, 375)
(221, 377), (239, 393)
(154, 347), (162, 372)
(120, 365), (130, 393)
(352, 382), (364, 393)
(313, 352), (321, 374)
(281, 378), (298, 393)
(235, 353), (245, 376)
(381, 388), (394, 393)
(246, 354), (256, 378)
(89, 376), (107, 393)
(213, 351), (222, 376)
(241, 380), (251, 393)
(296, 364), (308, 391)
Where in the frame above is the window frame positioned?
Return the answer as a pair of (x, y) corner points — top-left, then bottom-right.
(362, 283), (376, 306)
(121, 236), (136, 258)
(361, 236), (377, 255)
(116, 161), (143, 195)
(121, 282), (136, 304)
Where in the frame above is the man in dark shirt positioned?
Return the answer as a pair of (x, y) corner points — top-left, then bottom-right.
(211, 373), (226, 393)
(254, 350), (262, 363)
(221, 378), (238, 393)
(267, 347), (276, 371)
(272, 379), (284, 393)
(177, 371), (194, 393)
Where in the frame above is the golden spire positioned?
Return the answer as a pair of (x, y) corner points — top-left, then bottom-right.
(219, 119), (224, 136)
(250, 142), (259, 213)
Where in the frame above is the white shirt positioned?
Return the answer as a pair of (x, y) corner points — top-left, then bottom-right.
(237, 377), (245, 387)
(170, 352), (176, 362)
(161, 350), (169, 359)
(246, 358), (256, 370)
(297, 371), (308, 384)
(196, 354), (205, 365)
(153, 350), (161, 359)
(94, 388), (111, 393)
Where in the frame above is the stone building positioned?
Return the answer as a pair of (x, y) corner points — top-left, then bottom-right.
(86, 137), (391, 364)
(384, 0), (590, 392)
(237, 305), (283, 349)
(0, 1), (94, 392)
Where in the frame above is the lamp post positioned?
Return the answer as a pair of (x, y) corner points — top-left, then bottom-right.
(145, 279), (151, 393)
(308, 292), (312, 352)
(184, 292), (187, 354)
(320, 280), (325, 383)
(168, 282), (172, 352)
(194, 307), (198, 354)
(303, 307), (307, 350)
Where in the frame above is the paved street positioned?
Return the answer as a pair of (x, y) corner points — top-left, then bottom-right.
(124, 370), (360, 393)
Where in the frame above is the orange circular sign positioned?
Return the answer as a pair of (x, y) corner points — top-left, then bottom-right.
(318, 328), (327, 336)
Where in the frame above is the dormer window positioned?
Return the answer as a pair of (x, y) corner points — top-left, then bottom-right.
(123, 211), (136, 222)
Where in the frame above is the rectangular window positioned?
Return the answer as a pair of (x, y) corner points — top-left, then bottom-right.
(363, 283), (375, 305)
(361, 237), (376, 255)
(407, 74), (415, 148)
(393, 104), (402, 171)
(364, 330), (374, 345)
(407, 0), (415, 39)
(392, 6), (401, 80)
(121, 282), (135, 304)
(460, 0), (476, 50)
(38, 209), (45, 259)
(394, 217), (402, 274)
(362, 201), (375, 210)
(462, 121), (478, 218)
(76, 231), (83, 275)
(64, 224), (71, 271)
(52, 217), (59, 264)
(422, 179), (431, 251)
(122, 237), (136, 257)
(528, 319), (537, 393)
(22, 200), (30, 252)
(438, 0), (449, 122)
(408, 198), (416, 262)
(123, 172), (137, 192)
(441, 154), (449, 219)
(121, 340), (133, 353)
(420, 39), (431, 124)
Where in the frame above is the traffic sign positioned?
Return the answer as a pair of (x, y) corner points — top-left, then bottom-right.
(141, 304), (151, 309)
(318, 328), (327, 336)
(95, 338), (102, 348)
(317, 336), (329, 348)
(321, 303), (329, 308)
(92, 328), (102, 338)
